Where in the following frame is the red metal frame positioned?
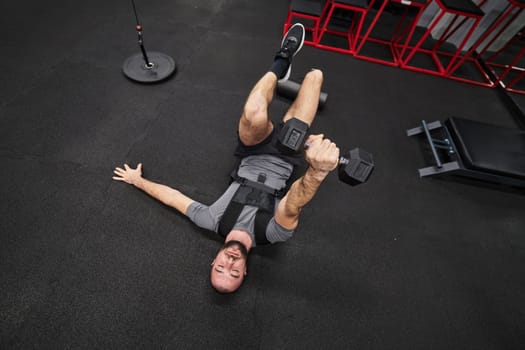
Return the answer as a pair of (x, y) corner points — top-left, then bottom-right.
(506, 69), (525, 95)
(354, 0), (431, 67)
(283, 1), (331, 46)
(486, 31), (525, 94)
(443, 0), (525, 87)
(316, 0), (376, 54)
(394, 0), (485, 79)
(475, 1), (525, 94)
(282, 0), (524, 94)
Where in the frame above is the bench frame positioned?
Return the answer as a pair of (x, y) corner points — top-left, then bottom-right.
(407, 119), (525, 188)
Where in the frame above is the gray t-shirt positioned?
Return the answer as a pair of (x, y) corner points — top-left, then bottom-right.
(186, 154), (295, 247)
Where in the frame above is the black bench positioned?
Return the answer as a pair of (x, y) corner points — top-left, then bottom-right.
(407, 117), (525, 188)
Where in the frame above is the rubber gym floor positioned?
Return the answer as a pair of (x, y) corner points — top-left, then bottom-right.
(1, 0), (524, 349)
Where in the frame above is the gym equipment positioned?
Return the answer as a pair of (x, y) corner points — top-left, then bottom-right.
(316, 0), (374, 55)
(407, 117), (525, 188)
(396, 0), (485, 79)
(278, 117), (310, 153)
(283, 0), (327, 46)
(276, 79), (328, 108)
(354, 0), (431, 67)
(278, 118), (374, 186)
(336, 148), (374, 186)
(122, 0), (176, 83)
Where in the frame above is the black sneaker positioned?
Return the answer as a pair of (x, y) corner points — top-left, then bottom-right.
(276, 23), (305, 81)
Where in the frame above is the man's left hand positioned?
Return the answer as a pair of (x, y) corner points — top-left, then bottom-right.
(113, 163), (143, 186)
(305, 134), (340, 177)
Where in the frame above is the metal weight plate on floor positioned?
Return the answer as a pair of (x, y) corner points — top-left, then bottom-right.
(122, 51), (176, 83)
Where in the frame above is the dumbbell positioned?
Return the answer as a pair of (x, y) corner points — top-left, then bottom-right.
(278, 118), (374, 186)
(276, 79), (328, 109)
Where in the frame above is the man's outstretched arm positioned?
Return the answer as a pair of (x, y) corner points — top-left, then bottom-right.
(113, 163), (194, 215)
(274, 134), (340, 230)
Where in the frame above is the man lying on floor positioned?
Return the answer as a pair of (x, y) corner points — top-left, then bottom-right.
(112, 24), (340, 293)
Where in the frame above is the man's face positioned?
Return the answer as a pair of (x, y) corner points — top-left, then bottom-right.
(210, 240), (248, 293)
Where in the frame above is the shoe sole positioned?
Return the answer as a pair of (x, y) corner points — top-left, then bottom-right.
(279, 23), (305, 81)
(281, 23), (305, 59)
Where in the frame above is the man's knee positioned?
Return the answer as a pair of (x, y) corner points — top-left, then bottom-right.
(304, 69), (323, 87)
(243, 90), (268, 124)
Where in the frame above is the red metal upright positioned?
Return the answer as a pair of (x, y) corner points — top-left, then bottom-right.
(316, 0), (376, 54)
(443, 0), (525, 87)
(283, 0), (330, 46)
(394, 0), (485, 79)
(476, 1), (525, 94)
(354, 0), (432, 66)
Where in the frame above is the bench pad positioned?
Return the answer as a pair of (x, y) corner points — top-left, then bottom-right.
(445, 117), (525, 179)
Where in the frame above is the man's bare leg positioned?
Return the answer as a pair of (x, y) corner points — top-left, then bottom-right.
(238, 72), (278, 146)
(238, 23), (306, 146)
(283, 69), (324, 128)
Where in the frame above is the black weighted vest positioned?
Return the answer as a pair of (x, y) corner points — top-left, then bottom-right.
(217, 173), (286, 246)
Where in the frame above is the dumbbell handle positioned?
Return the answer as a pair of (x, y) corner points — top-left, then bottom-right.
(304, 142), (349, 166)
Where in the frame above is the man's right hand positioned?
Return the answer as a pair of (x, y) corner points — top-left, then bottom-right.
(304, 134), (340, 179)
(275, 134), (340, 230)
(113, 163), (143, 186)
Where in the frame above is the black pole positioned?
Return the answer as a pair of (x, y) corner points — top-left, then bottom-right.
(136, 25), (153, 68)
(131, 0), (152, 68)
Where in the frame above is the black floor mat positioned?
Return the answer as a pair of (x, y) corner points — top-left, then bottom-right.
(1, 1), (525, 349)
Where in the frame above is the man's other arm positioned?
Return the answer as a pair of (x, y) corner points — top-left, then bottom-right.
(113, 163), (194, 215)
(274, 135), (339, 230)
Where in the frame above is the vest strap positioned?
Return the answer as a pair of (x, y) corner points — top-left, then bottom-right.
(218, 173), (277, 245)
(229, 171), (286, 198)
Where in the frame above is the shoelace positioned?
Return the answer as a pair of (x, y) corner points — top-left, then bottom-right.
(283, 37), (298, 51)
